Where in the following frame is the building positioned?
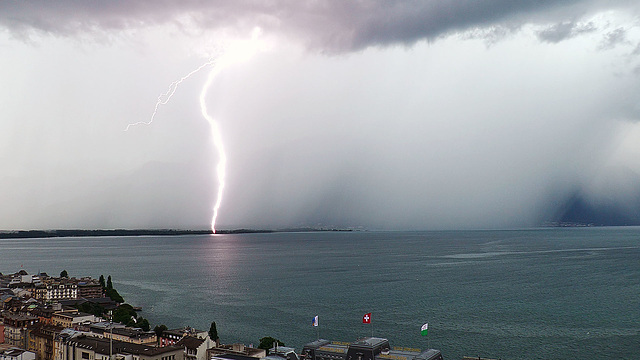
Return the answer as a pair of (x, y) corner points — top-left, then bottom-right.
(2, 313), (40, 348)
(300, 338), (443, 360)
(12, 289), (32, 299)
(31, 305), (62, 326)
(3, 297), (23, 312)
(51, 312), (97, 329)
(28, 324), (64, 360)
(33, 286), (48, 301)
(268, 346), (299, 360)
(0, 344), (37, 360)
(37, 281), (78, 302)
(76, 280), (103, 299)
(158, 328), (207, 347)
(103, 327), (157, 345)
(57, 334), (184, 360)
(78, 321), (124, 338)
(8, 272), (42, 290)
(1, 294), (14, 311)
(209, 354), (261, 360)
(206, 344), (265, 360)
(175, 335), (215, 360)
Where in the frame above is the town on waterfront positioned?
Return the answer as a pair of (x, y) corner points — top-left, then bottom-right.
(0, 269), (456, 360)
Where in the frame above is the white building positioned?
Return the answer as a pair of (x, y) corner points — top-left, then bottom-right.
(44, 283), (78, 301)
(0, 347), (37, 360)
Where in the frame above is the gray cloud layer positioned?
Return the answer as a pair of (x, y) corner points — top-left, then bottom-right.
(537, 21), (597, 43)
(0, 0), (636, 52)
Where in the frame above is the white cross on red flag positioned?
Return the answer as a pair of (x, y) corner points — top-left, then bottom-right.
(362, 312), (371, 323)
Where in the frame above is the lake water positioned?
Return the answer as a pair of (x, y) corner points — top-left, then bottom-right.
(1, 228), (639, 359)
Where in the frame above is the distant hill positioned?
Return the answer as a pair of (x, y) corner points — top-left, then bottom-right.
(551, 166), (640, 226)
(555, 193), (640, 226)
(0, 227), (352, 239)
(0, 229), (212, 239)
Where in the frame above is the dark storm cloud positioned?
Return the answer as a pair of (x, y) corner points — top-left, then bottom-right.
(0, 0), (635, 52)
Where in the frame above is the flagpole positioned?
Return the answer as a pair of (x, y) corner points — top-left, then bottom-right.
(363, 313), (372, 338)
(421, 323), (429, 349)
(313, 315), (319, 340)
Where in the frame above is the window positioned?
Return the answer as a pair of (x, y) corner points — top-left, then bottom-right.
(81, 352), (90, 359)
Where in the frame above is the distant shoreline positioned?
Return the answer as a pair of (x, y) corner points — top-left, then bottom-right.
(0, 228), (353, 239)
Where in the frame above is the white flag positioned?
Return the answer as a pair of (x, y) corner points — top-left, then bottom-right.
(421, 323), (428, 336)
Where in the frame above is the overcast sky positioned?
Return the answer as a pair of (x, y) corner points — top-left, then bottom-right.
(2, 1), (640, 231)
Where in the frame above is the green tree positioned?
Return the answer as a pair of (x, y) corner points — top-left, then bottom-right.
(76, 302), (105, 318)
(209, 321), (219, 342)
(99, 275), (105, 288)
(136, 318), (150, 331)
(60, 270), (68, 278)
(112, 304), (135, 324)
(105, 287), (124, 303)
(154, 324), (168, 338)
(102, 275), (124, 303)
(259, 337), (284, 352)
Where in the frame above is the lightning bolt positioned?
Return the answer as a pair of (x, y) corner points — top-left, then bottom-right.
(199, 67), (226, 233)
(124, 59), (216, 132)
(201, 27), (264, 233)
(126, 29), (264, 234)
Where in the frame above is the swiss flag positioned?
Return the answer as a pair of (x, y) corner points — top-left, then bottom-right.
(362, 313), (371, 324)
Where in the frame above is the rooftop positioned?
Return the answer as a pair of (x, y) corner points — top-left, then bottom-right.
(212, 354), (258, 360)
(111, 327), (154, 338)
(163, 327), (206, 337)
(176, 335), (205, 350)
(350, 338), (389, 349)
(69, 335), (182, 356)
(2, 313), (39, 321)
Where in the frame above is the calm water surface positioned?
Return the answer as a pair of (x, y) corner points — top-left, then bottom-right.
(1, 228), (639, 360)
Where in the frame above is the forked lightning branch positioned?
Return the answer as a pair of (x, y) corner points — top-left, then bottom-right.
(124, 29), (264, 233)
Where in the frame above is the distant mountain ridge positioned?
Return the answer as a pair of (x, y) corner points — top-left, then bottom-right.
(0, 228), (352, 239)
(0, 229), (212, 239)
(552, 166), (640, 226)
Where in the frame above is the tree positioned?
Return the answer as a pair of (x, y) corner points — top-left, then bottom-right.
(136, 318), (150, 332)
(76, 301), (105, 318)
(60, 270), (68, 278)
(99, 275), (105, 288)
(105, 287), (124, 303)
(258, 337), (284, 352)
(102, 275), (124, 303)
(110, 304), (149, 330)
(209, 321), (219, 342)
(154, 324), (168, 338)
(112, 304), (136, 324)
